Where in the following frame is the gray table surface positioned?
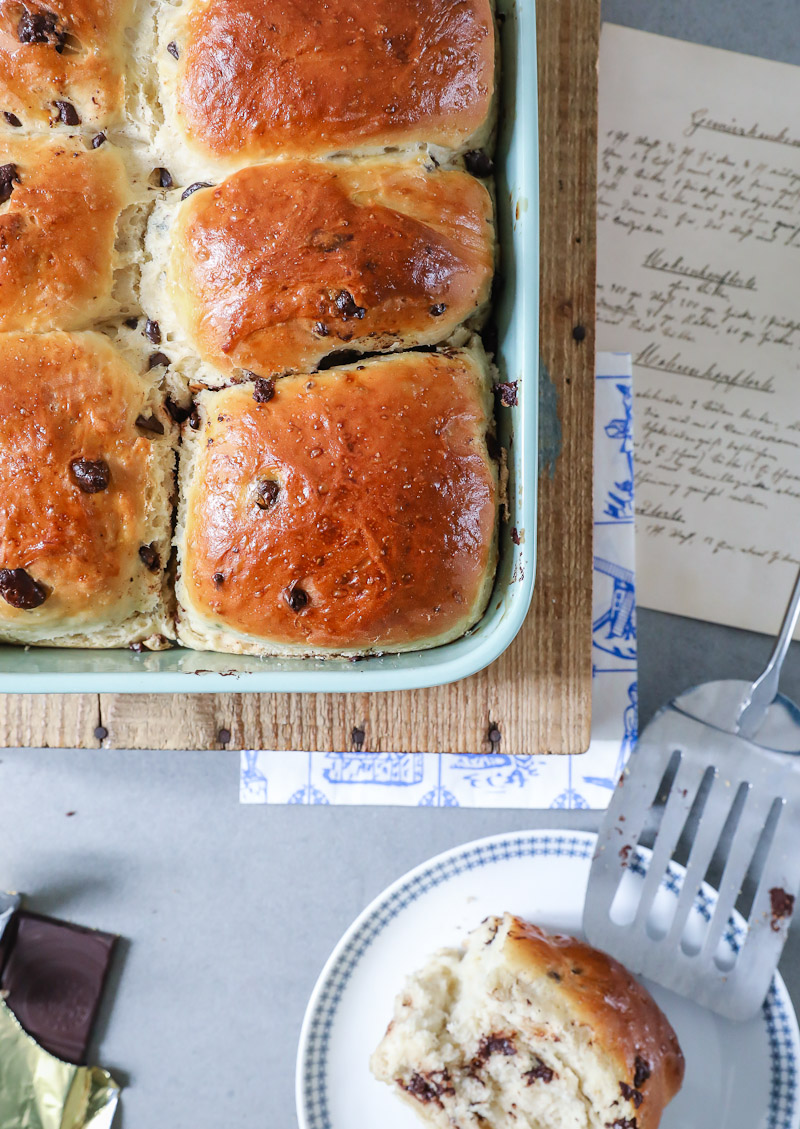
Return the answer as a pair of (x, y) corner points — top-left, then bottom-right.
(3, 2), (800, 1127)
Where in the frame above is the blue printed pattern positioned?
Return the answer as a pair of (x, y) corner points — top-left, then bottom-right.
(240, 355), (637, 811)
(299, 834), (799, 1129)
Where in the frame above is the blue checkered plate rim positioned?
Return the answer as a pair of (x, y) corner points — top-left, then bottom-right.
(296, 830), (800, 1129)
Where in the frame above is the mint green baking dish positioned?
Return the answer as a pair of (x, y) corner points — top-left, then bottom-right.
(0, 0), (537, 694)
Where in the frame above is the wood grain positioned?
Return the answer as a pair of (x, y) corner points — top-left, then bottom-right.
(0, 0), (598, 753)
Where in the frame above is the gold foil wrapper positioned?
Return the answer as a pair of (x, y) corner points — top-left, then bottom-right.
(0, 999), (119, 1129)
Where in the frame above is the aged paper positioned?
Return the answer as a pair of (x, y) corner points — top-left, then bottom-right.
(597, 24), (800, 638)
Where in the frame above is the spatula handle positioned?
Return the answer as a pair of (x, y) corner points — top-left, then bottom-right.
(737, 565), (800, 739)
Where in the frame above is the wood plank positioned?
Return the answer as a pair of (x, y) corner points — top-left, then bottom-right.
(0, 0), (598, 752)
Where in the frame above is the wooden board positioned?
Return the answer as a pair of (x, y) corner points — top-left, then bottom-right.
(0, 0), (598, 753)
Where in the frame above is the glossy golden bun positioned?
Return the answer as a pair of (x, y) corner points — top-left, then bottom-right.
(159, 0), (495, 170)
(175, 344), (498, 655)
(151, 156), (494, 381)
(0, 332), (176, 647)
(0, 136), (132, 331)
(0, 0), (133, 131)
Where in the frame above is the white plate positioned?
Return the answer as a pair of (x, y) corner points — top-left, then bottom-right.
(296, 830), (800, 1129)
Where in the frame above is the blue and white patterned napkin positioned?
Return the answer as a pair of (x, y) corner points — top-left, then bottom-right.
(241, 353), (636, 809)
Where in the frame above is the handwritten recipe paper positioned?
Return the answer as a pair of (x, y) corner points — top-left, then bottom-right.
(597, 24), (800, 637)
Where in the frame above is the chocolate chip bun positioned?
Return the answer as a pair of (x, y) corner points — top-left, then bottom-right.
(175, 343), (498, 655)
(0, 332), (176, 647)
(0, 0), (134, 132)
(144, 155), (495, 384)
(371, 914), (685, 1129)
(0, 135), (137, 331)
(157, 0), (496, 176)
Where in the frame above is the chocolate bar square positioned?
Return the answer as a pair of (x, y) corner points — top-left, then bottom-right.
(0, 910), (117, 1064)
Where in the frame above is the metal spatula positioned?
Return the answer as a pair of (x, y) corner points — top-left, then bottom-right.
(583, 567), (800, 1022)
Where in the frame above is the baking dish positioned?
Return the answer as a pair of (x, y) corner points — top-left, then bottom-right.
(0, 0), (537, 693)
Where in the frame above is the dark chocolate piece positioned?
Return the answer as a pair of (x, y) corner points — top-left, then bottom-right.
(144, 319), (161, 345)
(167, 40), (179, 59)
(70, 458), (110, 494)
(633, 1056), (651, 1089)
(181, 181), (212, 201)
(429, 303), (447, 316)
(620, 1082), (644, 1108)
(166, 397), (192, 424)
(4, 112), (22, 127)
(53, 100), (80, 126)
(17, 9), (66, 51)
(138, 543), (160, 572)
(524, 1059), (555, 1084)
(253, 479), (280, 509)
(0, 163), (20, 204)
(333, 289), (366, 320)
(0, 910), (117, 1064)
(135, 414), (165, 436)
(0, 567), (47, 609)
(495, 380), (518, 407)
(91, 132), (106, 148)
(148, 351), (170, 369)
(464, 149), (494, 177)
(285, 585), (309, 611)
(156, 167), (173, 188)
(252, 377), (275, 403)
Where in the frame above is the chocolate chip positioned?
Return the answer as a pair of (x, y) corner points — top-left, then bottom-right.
(70, 457), (110, 493)
(619, 1083), (644, 1109)
(89, 133), (106, 149)
(572, 324), (587, 342)
(632, 1056), (651, 1090)
(94, 725), (108, 740)
(464, 149), (494, 177)
(166, 40), (179, 59)
(0, 163), (20, 204)
(252, 377), (275, 403)
(212, 572), (225, 586)
(181, 181), (212, 200)
(135, 414), (165, 436)
(547, 970), (561, 981)
(333, 289), (366, 320)
(188, 408), (202, 430)
(129, 641), (145, 652)
(53, 100), (80, 126)
(429, 303), (447, 316)
(156, 167), (173, 188)
(475, 1035), (516, 1061)
(138, 543), (160, 572)
(404, 1071), (453, 1105)
(166, 397), (191, 424)
(124, 316), (138, 329)
(524, 1060), (555, 1085)
(18, 9), (66, 51)
(3, 112), (22, 127)
(314, 321), (329, 336)
(144, 319), (161, 344)
(148, 351), (170, 369)
(495, 380), (518, 407)
(285, 585), (309, 612)
(0, 568), (48, 609)
(511, 527), (520, 545)
(254, 479), (279, 509)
